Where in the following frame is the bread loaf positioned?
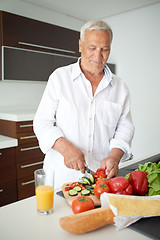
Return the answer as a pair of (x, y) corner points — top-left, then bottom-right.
(59, 206), (115, 234)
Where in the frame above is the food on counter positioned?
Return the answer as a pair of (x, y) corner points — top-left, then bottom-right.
(94, 183), (111, 199)
(125, 161), (160, 196)
(93, 168), (107, 181)
(109, 176), (133, 195)
(129, 171), (148, 195)
(59, 206), (114, 234)
(65, 162), (160, 200)
(71, 196), (95, 214)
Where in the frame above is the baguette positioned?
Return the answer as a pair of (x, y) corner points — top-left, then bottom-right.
(59, 206), (115, 234)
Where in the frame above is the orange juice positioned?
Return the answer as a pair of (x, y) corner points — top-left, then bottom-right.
(36, 185), (54, 211)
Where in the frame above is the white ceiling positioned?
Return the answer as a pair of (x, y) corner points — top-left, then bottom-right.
(21, 0), (160, 21)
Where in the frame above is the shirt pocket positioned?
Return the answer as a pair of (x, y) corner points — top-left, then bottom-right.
(103, 101), (123, 129)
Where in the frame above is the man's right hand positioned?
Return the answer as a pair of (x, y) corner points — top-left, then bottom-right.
(52, 137), (87, 173)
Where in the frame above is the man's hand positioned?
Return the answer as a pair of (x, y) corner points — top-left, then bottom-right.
(100, 148), (124, 179)
(52, 137), (87, 173)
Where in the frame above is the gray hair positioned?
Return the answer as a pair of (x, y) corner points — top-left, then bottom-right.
(80, 19), (113, 42)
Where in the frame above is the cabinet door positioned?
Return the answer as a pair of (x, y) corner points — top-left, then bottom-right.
(0, 180), (17, 207)
(0, 147), (17, 184)
(2, 11), (80, 56)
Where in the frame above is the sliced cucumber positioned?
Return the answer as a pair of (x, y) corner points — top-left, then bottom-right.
(90, 189), (95, 195)
(82, 177), (91, 185)
(81, 189), (90, 196)
(78, 181), (87, 185)
(68, 189), (78, 196)
(89, 174), (95, 184)
(85, 185), (94, 190)
(73, 186), (82, 192)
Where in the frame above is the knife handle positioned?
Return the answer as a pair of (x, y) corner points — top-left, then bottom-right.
(59, 206), (115, 234)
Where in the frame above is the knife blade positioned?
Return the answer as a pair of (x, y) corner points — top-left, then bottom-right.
(85, 166), (95, 175)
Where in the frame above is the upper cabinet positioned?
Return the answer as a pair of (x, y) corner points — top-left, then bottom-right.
(0, 11), (80, 81)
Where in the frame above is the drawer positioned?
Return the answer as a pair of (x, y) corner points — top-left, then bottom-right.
(0, 119), (34, 138)
(16, 142), (44, 162)
(16, 121), (33, 133)
(17, 131), (38, 145)
(0, 180), (17, 207)
(0, 147), (17, 184)
(18, 175), (36, 200)
(17, 158), (43, 178)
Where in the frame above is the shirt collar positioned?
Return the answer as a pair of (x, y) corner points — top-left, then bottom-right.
(72, 58), (113, 84)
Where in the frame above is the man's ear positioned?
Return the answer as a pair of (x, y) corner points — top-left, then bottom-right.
(79, 39), (82, 53)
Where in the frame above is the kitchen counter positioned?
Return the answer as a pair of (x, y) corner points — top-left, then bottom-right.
(0, 190), (152, 240)
(0, 108), (36, 121)
(0, 135), (18, 149)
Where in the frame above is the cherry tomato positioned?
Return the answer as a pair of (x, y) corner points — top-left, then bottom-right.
(71, 196), (95, 214)
(109, 176), (133, 195)
(94, 183), (111, 199)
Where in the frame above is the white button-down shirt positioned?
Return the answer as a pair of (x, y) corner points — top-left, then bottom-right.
(33, 59), (134, 188)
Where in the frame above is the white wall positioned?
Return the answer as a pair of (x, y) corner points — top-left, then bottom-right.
(104, 2), (160, 160)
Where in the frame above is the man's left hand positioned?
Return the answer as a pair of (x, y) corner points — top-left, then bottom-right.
(100, 148), (124, 179)
(100, 157), (119, 179)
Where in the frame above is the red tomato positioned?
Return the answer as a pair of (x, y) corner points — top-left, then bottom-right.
(109, 176), (133, 195)
(71, 196), (95, 214)
(96, 178), (109, 185)
(94, 183), (111, 199)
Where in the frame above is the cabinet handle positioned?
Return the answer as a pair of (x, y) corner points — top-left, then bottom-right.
(20, 146), (40, 151)
(19, 124), (33, 128)
(20, 135), (36, 140)
(22, 180), (35, 186)
(0, 189), (3, 193)
(21, 161), (43, 169)
(0, 152), (2, 156)
(18, 41), (76, 54)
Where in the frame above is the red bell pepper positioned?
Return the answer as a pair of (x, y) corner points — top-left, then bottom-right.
(129, 170), (148, 195)
(109, 176), (133, 195)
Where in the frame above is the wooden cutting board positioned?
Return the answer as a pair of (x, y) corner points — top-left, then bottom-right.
(62, 183), (101, 207)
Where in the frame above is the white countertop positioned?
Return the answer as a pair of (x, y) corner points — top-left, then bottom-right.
(0, 135), (18, 149)
(0, 107), (36, 121)
(0, 191), (152, 240)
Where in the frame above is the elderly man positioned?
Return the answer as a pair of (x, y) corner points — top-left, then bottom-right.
(33, 20), (134, 188)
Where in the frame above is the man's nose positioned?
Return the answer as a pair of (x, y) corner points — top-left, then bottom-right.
(94, 49), (102, 59)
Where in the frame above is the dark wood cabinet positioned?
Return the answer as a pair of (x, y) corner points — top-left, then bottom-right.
(0, 11), (80, 81)
(0, 147), (18, 206)
(0, 119), (44, 202)
(2, 11), (80, 55)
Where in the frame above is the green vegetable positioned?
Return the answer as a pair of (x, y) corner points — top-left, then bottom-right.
(68, 189), (78, 196)
(125, 161), (160, 196)
(81, 189), (90, 196)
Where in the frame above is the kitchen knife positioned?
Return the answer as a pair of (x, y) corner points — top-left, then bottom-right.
(85, 166), (95, 175)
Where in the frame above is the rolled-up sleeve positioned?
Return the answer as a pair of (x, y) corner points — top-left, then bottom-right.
(33, 75), (64, 154)
(109, 84), (135, 160)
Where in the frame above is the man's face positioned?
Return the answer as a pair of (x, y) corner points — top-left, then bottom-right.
(79, 29), (112, 75)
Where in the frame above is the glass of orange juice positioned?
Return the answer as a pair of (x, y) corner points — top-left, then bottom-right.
(34, 169), (55, 215)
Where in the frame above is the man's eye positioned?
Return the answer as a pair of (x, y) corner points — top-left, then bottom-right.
(89, 47), (95, 51)
(103, 48), (110, 52)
